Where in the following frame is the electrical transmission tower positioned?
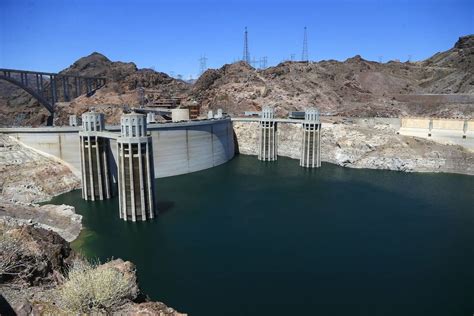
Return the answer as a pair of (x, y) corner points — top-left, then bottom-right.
(260, 56), (268, 69)
(138, 86), (145, 108)
(199, 55), (208, 76)
(243, 27), (250, 64)
(302, 26), (309, 62)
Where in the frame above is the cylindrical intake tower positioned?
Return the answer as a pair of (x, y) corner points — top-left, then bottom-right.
(300, 107), (321, 168)
(258, 106), (277, 161)
(79, 111), (112, 200)
(117, 112), (156, 221)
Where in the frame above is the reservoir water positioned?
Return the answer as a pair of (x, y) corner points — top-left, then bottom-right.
(49, 155), (474, 316)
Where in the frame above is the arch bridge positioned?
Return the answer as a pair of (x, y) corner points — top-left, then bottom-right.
(0, 68), (106, 125)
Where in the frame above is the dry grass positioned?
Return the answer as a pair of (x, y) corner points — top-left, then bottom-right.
(57, 259), (135, 313)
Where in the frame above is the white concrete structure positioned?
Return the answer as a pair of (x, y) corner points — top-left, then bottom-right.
(258, 106), (277, 161)
(300, 108), (321, 168)
(399, 117), (474, 150)
(208, 110), (214, 120)
(1, 119), (235, 179)
(117, 112), (155, 221)
(171, 109), (190, 122)
(146, 112), (156, 124)
(215, 108), (223, 119)
(79, 112), (112, 201)
(69, 115), (78, 127)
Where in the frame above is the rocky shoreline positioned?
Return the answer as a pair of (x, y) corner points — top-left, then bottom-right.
(0, 134), (83, 242)
(0, 134), (186, 315)
(233, 118), (474, 175)
(0, 222), (185, 315)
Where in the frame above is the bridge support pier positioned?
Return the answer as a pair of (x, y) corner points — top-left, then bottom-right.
(300, 108), (321, 168)
(79, 111), (112, 201)
(117, 112), (156, 222)
(258, 106), (277, 161)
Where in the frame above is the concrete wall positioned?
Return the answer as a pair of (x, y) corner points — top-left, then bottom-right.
(432, 119), (465, 131)
(0, 119), (235, 179)
(400, 118), (430, 129)
(398, 117), (474, 150)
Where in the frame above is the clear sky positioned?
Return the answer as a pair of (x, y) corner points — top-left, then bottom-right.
(1, 0), (473, 79)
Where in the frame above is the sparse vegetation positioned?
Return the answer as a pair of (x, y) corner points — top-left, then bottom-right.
(0, 225), (36, 280)
(57, 259), (135, 313)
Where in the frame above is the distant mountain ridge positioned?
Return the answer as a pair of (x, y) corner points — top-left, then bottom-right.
(0, 35), (472, 126)
(185, 34), (473, 118)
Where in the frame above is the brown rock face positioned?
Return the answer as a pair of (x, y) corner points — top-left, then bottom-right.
(1, 35), (473, 126)
(0, 52), (191, 126)
(1, 224), (74, 285)
(187, 35), (474, 118)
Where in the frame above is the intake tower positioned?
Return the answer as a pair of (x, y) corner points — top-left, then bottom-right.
(258, 106), (277, 161)
(79, 111), (112, 200)
(117, 112), (156, 221)
(300, 108), (321, 168)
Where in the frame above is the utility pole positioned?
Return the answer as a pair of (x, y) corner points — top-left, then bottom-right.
(260, 56), (268, 69)
(243, 27), (250, 64)
(199, 55), (208, 76)
(302, 26), (309, 62)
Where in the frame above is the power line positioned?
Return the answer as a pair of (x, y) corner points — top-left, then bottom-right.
(243, 27), (250, 64)
(302, 26), (308, 62)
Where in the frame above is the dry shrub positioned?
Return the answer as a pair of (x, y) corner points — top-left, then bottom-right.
(0, 225), (36, 279)
(58, 259), (135, 313)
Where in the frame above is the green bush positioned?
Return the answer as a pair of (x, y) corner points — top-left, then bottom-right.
(58, 259), (134, 313)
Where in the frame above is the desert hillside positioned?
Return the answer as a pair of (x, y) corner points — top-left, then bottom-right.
(187, 35), (474, 118)
(0, 53), (190, 126)
(0, 35), (473, 126)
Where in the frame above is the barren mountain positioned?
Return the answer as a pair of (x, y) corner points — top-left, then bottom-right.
(0, 35), (473, 126)
(186, 35), (474, 118)
(0, 53), (190, 126)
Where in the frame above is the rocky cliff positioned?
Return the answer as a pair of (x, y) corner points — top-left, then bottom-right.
(0, 134), (83, 241)
(233, 119), (474, 175)
(0, 222), (185, 315)
(188, 35), (474, 118)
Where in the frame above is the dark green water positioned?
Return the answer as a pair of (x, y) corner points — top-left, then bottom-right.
(50, 155), (474, 316)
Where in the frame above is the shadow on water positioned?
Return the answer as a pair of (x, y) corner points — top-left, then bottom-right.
(155, 200), (174, 214)
(48, 155), (474, 316)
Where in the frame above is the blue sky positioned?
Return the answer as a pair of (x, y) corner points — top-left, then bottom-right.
(1, 0), (473, 79)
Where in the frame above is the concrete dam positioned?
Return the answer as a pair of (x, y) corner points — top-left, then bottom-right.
(0, 108), (324, 221)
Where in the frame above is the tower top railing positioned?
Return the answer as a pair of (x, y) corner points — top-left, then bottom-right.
(82, 111), (105, 132)
(304, 107), (320, 123)
(261, 106), (275, 120)
(120, 112), (147, 138)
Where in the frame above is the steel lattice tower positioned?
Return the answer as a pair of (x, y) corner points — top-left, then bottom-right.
(243, 27), (250, 64)
(302, 26), (309, 62)
(199, 55), (208, 76)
